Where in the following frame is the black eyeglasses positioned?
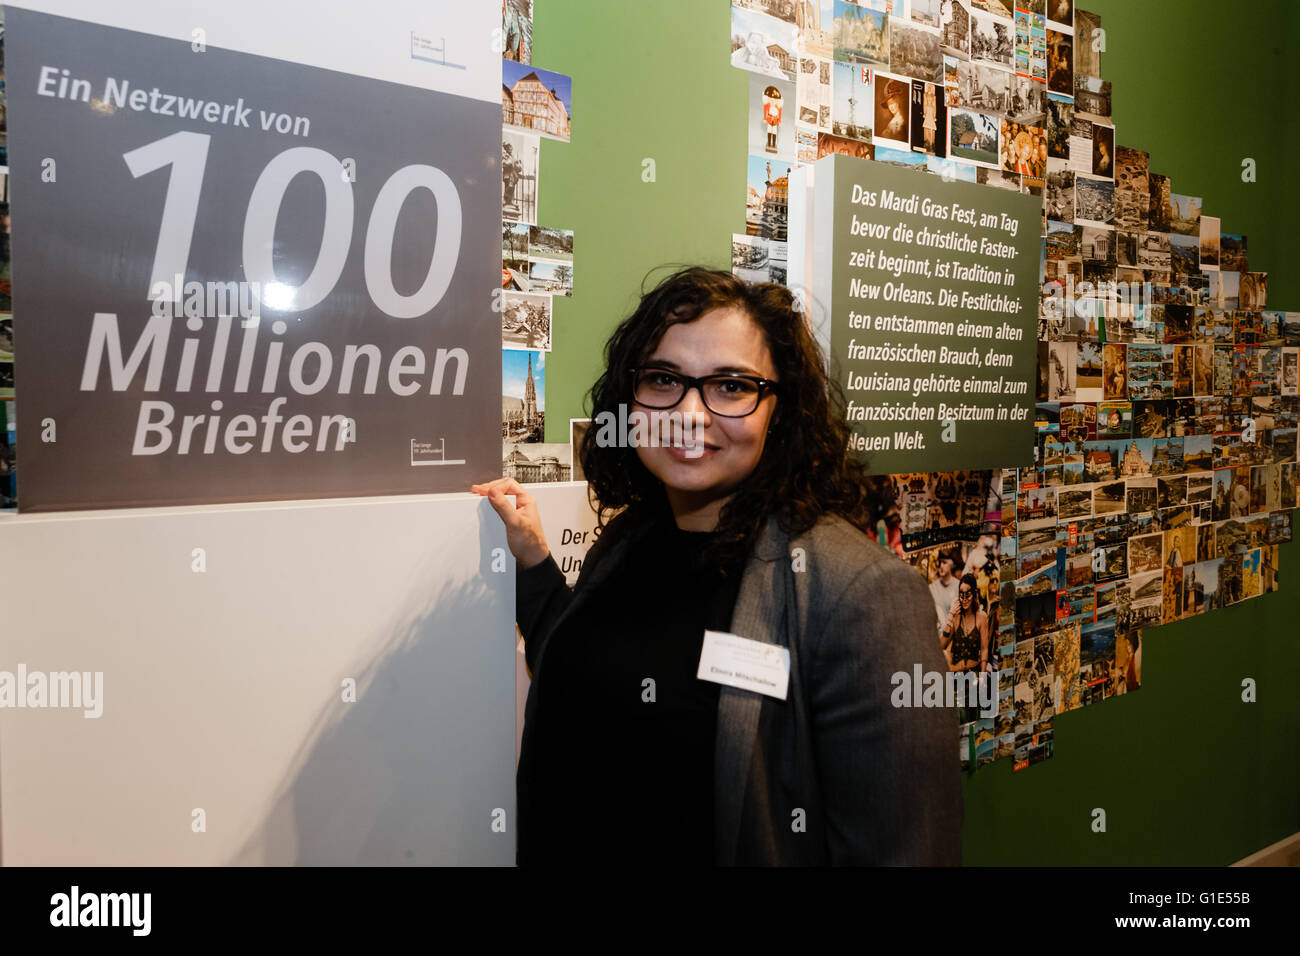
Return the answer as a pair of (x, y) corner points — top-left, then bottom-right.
(631, 366), (780, 418)
(959, 590), (973, 598)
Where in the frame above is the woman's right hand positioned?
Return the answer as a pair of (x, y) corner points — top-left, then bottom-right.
(470, 477), (551, 570)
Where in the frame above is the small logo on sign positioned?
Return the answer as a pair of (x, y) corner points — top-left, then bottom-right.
(410, 32), (466, 71)
(411, 438), (465, 466)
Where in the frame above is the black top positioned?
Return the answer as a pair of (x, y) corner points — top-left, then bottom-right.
(515, 512), (745, 865)
(949, 613), (981, 666)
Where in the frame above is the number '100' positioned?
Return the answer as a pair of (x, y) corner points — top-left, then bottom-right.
(124, 131), (462, 319)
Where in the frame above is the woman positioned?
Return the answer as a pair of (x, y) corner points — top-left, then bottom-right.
(880, 81), (906, 141)
(921, 82), (937, 153)
(473, 267), (961, 866)
(1014, 134), (1036, 176)
(940, 573), (987, 674)
(1122, 631), (1141, 693)
(1094, 136), (1112, 177)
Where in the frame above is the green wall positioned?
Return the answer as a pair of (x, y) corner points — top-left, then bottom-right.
(533, 0), (1299, 864)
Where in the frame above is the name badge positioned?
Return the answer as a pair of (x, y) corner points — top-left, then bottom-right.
(697, 629), (790, 701)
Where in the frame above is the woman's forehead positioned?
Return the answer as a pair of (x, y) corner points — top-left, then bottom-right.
(647, 309), (774, 374)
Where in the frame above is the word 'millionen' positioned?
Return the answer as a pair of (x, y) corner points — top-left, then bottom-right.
(80, 313), (469, 397)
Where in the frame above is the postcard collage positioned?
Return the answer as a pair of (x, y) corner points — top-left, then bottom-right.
(730, 0), (1298, 772)
(498, 0), (584, 483)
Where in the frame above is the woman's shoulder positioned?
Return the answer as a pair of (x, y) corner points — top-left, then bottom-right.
(787, 513), (944, 666)
(794, 512), (892, 561)
(787, 512), (925, 596)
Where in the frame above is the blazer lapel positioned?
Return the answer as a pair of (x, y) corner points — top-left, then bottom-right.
(714, 513), (788, 865)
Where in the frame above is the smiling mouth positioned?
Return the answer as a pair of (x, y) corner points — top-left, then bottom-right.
(668, 441), (720, 454)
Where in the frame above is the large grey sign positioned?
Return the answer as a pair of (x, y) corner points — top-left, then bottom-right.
(6, 8), (501, 511)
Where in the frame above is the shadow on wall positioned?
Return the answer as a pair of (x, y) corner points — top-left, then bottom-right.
(227, 509), (515, 866)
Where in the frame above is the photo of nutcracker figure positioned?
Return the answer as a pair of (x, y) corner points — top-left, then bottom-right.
(763, 83), (783, 153)
(748, 73), (795, 159)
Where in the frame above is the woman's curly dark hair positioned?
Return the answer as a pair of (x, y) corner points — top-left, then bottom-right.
(578, 265), (895, 575)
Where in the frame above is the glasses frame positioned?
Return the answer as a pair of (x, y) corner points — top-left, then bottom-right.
(630, 365), (780, 419)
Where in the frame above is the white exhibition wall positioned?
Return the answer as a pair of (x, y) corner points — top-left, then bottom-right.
(10, 0), (499, 104)
(0, 481), (602, 865)
(0, 493), (513, 864)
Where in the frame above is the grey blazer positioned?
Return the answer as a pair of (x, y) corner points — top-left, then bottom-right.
(516, 507), (963, 865)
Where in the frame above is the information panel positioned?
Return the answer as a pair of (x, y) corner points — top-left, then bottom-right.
(810, 153), (1042, 473)
(5, 8), (501, 511)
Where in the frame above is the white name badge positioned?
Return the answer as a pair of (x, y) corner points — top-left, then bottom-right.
(697, 629), (790, 701)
